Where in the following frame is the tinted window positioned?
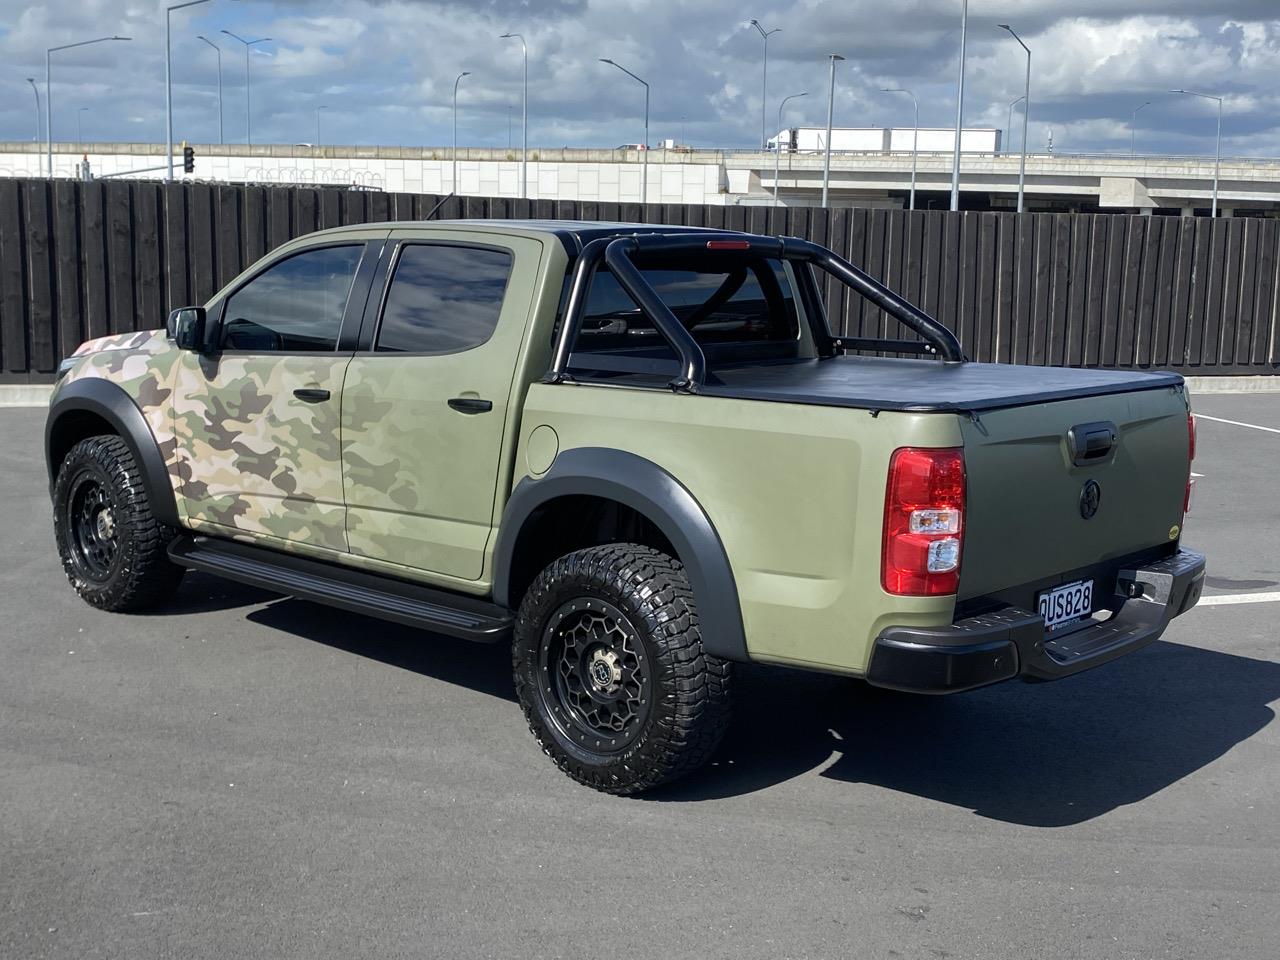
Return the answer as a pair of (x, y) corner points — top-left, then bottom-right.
(375, 245), (512, 354)
(221, 245), (363, 352)
(578, 257), (800, 353)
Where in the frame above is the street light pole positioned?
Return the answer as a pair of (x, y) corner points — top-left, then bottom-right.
(196, 35), (224, 145)
(1006, 95), (1024, 153)
(453, 71), (470, 195)
(600, 58), (650, 206)
(26, 79), (41, 162)
(1130, 100), (1151, 155)
(950, 0), (968, 211)
(221, 31), (271, 146)
(882, 87), (918, 210)
(997, 23), (1031, 214)
(315, 104), (326, 146)
(822, 54), (844, 208)
(1172, 89), (1223, 217)
(47, 36), (131, 179)
(748, 19), (780, 150)
(166, 1), (212, 182)
(774, 91), (807, 206)
(500, 33), (528, 199)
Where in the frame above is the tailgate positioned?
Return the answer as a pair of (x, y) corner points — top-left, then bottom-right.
(957, 386), (1189, 601)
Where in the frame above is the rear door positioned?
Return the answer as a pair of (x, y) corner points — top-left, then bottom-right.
(340, 230), (545, 581)
(957, 387), (1191, 601)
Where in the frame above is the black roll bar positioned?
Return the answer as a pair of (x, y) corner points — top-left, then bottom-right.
(603, 238), (707, 392)
(777, 237), (965, 363)
(546, 230), (966, 393)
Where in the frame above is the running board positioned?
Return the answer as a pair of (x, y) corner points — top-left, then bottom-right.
(168, 536), (512, 643)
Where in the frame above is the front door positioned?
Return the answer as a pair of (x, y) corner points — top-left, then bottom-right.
(341, 231), (544, 581)
(175, 241), (372, 554)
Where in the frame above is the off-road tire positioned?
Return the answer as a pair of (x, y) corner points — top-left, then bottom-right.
(513, 543), (733, 795)
(52, 435), (184, 612)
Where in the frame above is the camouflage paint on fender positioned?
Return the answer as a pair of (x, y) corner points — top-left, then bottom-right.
(60, 330), (184, 500)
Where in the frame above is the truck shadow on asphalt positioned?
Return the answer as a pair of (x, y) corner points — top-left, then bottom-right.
(658, 642), (1280, 824)
(175, 580), (1279, 825)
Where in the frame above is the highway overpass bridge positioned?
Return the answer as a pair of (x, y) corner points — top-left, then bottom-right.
(2, 141), (1277, 216)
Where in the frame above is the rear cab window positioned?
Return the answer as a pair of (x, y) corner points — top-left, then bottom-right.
(567, 252), (815, 382)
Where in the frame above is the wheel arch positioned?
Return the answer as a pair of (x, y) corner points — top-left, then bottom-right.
(492, 448), (749, 662)
(46, 378), (179, 527)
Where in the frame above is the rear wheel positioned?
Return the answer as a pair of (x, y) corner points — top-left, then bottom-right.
(513, 543), (732, 795)
(52, 435), (184, 612)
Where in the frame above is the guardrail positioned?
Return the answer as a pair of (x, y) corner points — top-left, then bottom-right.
(0, 177), (1275, 380)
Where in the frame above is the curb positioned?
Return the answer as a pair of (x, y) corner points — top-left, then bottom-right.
(1, 375), (1277, 409)
(1184, 375), (1280, 395)
(0, 385), (54, 407)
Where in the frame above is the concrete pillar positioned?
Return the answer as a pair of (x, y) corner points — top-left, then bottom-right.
(1220, 207), (1234, 218)
(1181, 207), (1196, 218)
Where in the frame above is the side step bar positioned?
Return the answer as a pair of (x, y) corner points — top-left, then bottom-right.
(168, 536), (513, 643)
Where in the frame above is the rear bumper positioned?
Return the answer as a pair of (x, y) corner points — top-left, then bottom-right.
(866, 548), (1206, 694)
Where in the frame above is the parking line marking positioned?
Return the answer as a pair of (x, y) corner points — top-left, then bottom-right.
(1197, 591), (1280, 607)
(1195, 414), (1280, 435)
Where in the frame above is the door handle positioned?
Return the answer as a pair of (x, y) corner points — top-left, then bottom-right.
(448, 397), (493, 414)
(293, 388), (331, 403)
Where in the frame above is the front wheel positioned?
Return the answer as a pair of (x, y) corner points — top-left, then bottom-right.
(52, 435), (185, 612)
(513, 543), (732, 795)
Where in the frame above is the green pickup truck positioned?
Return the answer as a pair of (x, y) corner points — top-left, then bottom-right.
(45, 219), (1205, 794)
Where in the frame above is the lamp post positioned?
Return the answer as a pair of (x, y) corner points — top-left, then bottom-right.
(166, 2), (212, 181)
(499, 33), (528, 199)
(600, 58), (650, 206)
(773, 91), (807, 206)
(315, 104), (326, 146)
(821, 53), (844, 208)
(1130, 100), (1152, 156)
(747, 19), (780, 149)
(1006, 95), (1024, 153)
(1172, 89), (1223, 217)
(950, 0), (968, 211)
(26, 79), (41, 157)
(997, 23), (1031, 213)
(47, 36), (131, 178)
(882, 87), (918, 210)
(221, 30), (271, 146)
(196, 35), (224, 144)
(77, 107), (88, 143)
(452, 71), (470, 195)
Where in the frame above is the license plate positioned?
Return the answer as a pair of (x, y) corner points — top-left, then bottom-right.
(1037, 579), (1094, 631)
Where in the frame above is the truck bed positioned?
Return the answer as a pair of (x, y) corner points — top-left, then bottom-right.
(700, 356), (1183, 413)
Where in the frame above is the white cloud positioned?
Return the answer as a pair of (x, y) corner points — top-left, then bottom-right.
(0, 0), (1276, 156)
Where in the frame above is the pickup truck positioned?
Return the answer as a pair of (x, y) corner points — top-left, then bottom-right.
(45, 219), (1206, 794)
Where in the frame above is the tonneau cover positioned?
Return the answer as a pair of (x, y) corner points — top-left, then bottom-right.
(699, 356), (1183, 413)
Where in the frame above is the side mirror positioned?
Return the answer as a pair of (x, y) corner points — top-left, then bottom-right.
(168, 307), (207, 352)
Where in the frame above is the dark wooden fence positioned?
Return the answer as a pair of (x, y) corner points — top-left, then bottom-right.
(1, 176), (1277, 380)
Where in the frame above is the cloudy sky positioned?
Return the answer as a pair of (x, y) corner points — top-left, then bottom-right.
(1, 0), (1277, 157)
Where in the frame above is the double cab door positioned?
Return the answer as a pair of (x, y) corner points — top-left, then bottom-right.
(175, 227), (545, 584)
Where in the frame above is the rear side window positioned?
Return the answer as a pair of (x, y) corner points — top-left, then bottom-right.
(577, 256), (800, 353)
(375, 244), (513, 354)
(221, 244), (363, 352)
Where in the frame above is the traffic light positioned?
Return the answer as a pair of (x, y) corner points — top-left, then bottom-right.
(182, 142), (195, 174)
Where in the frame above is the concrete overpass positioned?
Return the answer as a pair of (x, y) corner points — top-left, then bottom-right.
(2, 141), (1278, 216)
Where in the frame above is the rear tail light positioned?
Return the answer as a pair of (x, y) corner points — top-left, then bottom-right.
(882, 447), (966, 596)
(1184, 413), (1197, 514)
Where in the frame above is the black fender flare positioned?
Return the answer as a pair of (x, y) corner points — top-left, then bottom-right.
(492, 448), (749, 663)
(45, 377), (180, 527)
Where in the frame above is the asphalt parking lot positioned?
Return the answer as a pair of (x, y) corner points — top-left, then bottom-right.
(2, 394), (1277, 960)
